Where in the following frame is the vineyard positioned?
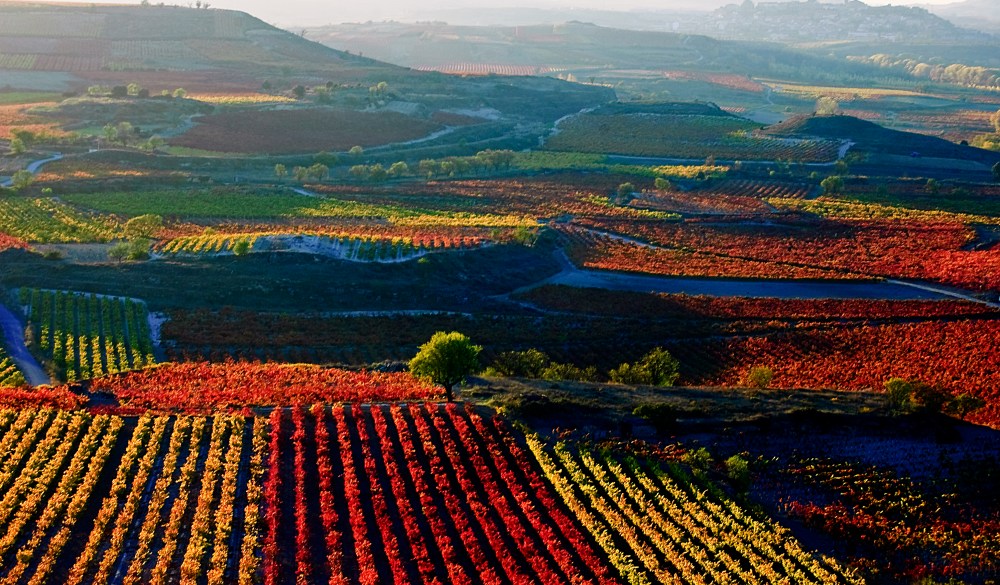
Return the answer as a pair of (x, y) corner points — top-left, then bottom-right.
(0, 198), (118, 244)
(781, 458), (1000, 582)
(574, 217), (1000, 292)
(170, 110), (443, 154)
(0, 344), (24, 388)
(0, 404), (860, 585)
(544, 113), (841, 162)
(19, 289), (155, 382)
(155, 231), (485, 262)
(666, 318), (1000, 427)
(415, 63), (559, 76)
(558, 225), (854, 280)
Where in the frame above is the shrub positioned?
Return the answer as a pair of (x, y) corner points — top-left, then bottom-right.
(609, 347), (680, 386)
(633, 402), (677, 433)
(725, 454), (751, 493)
(540, 362), (599, 382)
(743, 366), (773, 389)
(490, 349), (550, 378)
(884, 377), (913, 412)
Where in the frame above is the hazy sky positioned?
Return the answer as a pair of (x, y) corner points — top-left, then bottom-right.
(47, 0), (962, 27)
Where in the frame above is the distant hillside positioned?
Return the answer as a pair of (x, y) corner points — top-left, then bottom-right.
(0, 2), (612, 123)
(702, 0), (989, 43)
(766, 114), (1000, 164)
(0, 2), (391, 92)
(306, 21), (891, 83)
(923, 0), (1000, 34)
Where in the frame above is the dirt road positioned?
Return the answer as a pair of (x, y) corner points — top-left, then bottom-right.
(0, 303), (50, 386)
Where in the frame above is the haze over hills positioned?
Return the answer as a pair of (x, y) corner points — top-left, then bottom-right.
(0, 2), (611, 123)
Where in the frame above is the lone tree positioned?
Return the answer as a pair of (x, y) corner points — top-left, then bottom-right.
(123, 214), (163, 240)
(409, 331), (482, 402)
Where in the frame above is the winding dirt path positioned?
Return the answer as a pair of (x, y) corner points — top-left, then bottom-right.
(0, 303), (50, 386)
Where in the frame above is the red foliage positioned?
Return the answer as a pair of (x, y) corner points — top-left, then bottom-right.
(0, 232), (29, 251)
(680, 319), (1000, 426)
(0, 386), (86, 410)
(89, 362), (439, 412)
(579, 217), (1000, 292)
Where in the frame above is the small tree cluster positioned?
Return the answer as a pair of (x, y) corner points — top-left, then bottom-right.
(883, 377), (985, 419)
(487, 349), (598, 383)
(292, 164), (328, 182)
(609, 347), (680, 387)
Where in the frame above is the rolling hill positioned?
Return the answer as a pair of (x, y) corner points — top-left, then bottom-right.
(0, 2), (612, 124)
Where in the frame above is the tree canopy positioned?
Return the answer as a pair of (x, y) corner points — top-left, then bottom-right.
(408, 331), (482, 401)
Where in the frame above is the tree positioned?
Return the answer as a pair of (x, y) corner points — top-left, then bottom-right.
(292, 85), (306, 99)
(9, 137), (25, 155)
(946, 393), (985, 420)
(409, 331), (481, 401)
(993, 161), (1000, 182)
(307, 163), (329, 181)
(123, 214), (163, 240)
(172, 88), (187, 99)
(388, 161), (409, 178)
(418, 159), (439, 179)
(743, 366), (773, 389)
(654, 177), (673, 191)
(10, 170), (33, 190)
(274, 163), (287, 180)
(884, 377), (913, 412)
(616, 182), (635, 203)
(816, 96), (839, 115)
(111, 85), (128, 99)
(820, 175), (844, 195)
(314, 151), (339, 167)
(725, 455), (751, 493)
(490, 349), (550, 378)
(141, 135), (164, 151)
(924, 178), (940, 195)
(348, 145), (364, 158)
(609, 347), (680, 386)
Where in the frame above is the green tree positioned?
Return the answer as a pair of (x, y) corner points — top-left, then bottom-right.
(820, 175), (844, 195)
(388, 161), (409, 178)
(816, 96), (839, 115)
(490, 349), (550, 378)
(609, 347), (680, 386)
(231, 239), (251, 256)
(725, 455), (751, 493)
(274, 163), (287, 180)
(123, 214), (163, 240)
(654, 177), (673, 191)
(9, 137), (25, 155)
(409, 331), (482, 401)
(946, 393), (985, 420)
(418, 159), (439, 179)
(743, 366), (773, 389)
(307, 163), (329, 181)
(348, 145), (364, 158)
(10, 170), (33, 190)
(884, 378), (913, 412)
(292, 85), (306, 99)
(540, 362), (599, 382)
(925, 178), (940, 195)
(314, 151), (339, 166)
(172, 88), (187, 99)
(616, 182), (635, 202)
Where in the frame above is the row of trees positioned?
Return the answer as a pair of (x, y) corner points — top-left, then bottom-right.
(273, 149), (517, 184)
(410, 333), (684, 401)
